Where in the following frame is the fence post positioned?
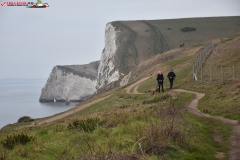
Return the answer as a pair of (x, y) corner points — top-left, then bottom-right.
(193, 62), (195, 80)
(221, 65), (224, 82)
(196, 67), (198, 80)
(201, 67), (203, 83)
(233, 65), (236, 79)
(210, 66), (212, 83)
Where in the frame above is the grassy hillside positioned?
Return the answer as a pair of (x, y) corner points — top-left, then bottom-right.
(56, 61), (99, 80)
(1, 33), (239, 159)
(148, 16), (240, 49)
(138, 33), (240, 122)
(107, 16), (240, 88)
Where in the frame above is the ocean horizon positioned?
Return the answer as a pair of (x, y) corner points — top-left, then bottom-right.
(0, 78), (78, 129)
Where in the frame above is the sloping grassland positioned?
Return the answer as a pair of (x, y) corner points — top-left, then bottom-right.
(1, 33), (239, 159)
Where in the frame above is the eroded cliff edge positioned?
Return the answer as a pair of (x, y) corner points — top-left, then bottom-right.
(39, 61), (99, 102)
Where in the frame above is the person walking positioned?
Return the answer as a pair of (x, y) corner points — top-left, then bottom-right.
(167, 69), (176, 90)
(156, 71), (164, 92)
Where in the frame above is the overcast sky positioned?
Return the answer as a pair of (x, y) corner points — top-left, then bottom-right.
(0, 0), (239, 79)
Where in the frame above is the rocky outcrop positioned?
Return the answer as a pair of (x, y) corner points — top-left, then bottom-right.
(39, 61), (99, 102)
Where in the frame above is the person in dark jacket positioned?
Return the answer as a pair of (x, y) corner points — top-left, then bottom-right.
(167, 69), (176, 90)
(156, 71), (164, 92)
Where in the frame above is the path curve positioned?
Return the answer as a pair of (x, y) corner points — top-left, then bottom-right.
(125, 79), (240, 160)
(123, 76), (150, 94)
(33, 76), (240, 159)
(173, 89), (240, 160)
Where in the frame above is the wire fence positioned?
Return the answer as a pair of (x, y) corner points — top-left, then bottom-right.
(193, 43), (214, 80)
(195, 65), (240, 83)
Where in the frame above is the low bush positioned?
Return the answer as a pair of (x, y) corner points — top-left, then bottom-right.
(67, 117), (103, 133)
(142, 94), (171, 104)
(1, 131), (35, 150)
(17, 116), (34, 123)
(181, 27), (196, 32)
(53, 125), (65, 132)
(119, 104), (131, 109)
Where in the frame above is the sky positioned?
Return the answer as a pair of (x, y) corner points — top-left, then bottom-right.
(0, 0), (240, 79)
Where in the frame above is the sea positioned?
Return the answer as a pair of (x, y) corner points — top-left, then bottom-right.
(0, 79), (78, 129)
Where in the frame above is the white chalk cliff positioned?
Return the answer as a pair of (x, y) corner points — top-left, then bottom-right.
(96, 23), (122, 89)
(39, 62), (99, 102)
(41, 20), (169, 98)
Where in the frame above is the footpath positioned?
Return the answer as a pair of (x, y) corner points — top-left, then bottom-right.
(36, 77), (240, 160)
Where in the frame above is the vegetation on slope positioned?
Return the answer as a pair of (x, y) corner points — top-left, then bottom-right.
(1, 32), (239, 160)
(0, 91), (231, 159)
(138, 33), (240, 120)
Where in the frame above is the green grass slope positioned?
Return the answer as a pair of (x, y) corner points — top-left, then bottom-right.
(148, 16), (240, 49)
(138, 33), (240, 122)
(1, 33), (239, 159)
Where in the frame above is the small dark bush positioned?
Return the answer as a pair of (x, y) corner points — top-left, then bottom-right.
(0, 149), (8, 160)
(67, 117), (103, 133)
(17, 116), (33, 123)
(181, 27), (196, 32)
(38, 129), (48, 135)
(142, 100), (151, 104)
(119, 104), (131, 109)
(143, 94), (171, 104)
(53, 125), (65, 132)
(1, 131), (35, 150)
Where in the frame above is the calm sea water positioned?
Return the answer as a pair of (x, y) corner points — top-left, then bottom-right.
(0, 79), (78, 129)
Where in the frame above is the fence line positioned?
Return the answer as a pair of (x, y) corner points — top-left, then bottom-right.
(193, 43), (214, 80)
(196, 65), (240, 83)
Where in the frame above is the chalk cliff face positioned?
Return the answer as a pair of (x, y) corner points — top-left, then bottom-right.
(96, 23), (122, 89)
(39, 61), (99, 102)
(96, 21), (170, 90)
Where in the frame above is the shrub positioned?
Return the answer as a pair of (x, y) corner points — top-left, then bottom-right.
(38, 129), (48, 135)
(0, 149), (8, 160)
(142, 94), (171, 104)
(119, 104), (131, 109)
(17, 116), (34, 123)
(53, 125), (65, 132)
(1, 131), (36, 150)
(67, 117), (103, 133)
(181, 27), (196, 32)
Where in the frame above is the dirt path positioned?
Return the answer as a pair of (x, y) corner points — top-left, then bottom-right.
(36, 77), (150, 125)
(36, 78), (150, 126)
(126, 81), (240, 160)
(34, 76), (240, 159)
(172, 89), (240, 160)
(123, 77), (150, 94)
(37, 95), (111, 125)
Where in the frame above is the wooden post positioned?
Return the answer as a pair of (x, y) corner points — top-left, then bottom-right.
(233, 65), (236, 79)
(210, 66), (212, 83)
(196, 69), (198, 81)
(221, 65), (223, 82)
(201, 67), (203, 83)
(193, 62), (195, 80)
